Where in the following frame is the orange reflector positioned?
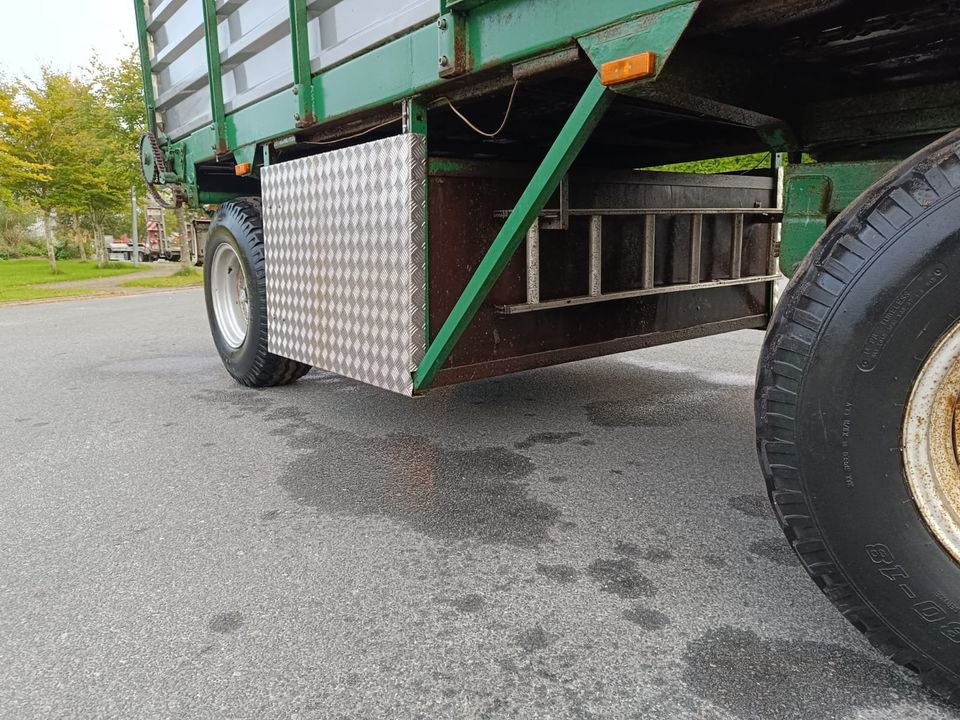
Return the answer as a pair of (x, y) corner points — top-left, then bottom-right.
(235, 162), (252, 176)
(600, 52), (657, 86)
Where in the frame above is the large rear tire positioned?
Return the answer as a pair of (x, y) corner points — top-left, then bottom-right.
(204, 197), (311, 387)
(756, 130), (960, 702)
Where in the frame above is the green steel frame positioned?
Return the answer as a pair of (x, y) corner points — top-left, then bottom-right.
(134, 0), (700, 196)
(134, 1), (953, 389)
(779, 160), (898, 277)
(134, 0), (700, 389)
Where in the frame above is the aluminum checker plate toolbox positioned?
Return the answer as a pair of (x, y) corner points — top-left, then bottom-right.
(263, 133), (427, 395)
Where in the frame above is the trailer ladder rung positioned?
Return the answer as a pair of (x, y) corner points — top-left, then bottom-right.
(505, 207), (780, 316)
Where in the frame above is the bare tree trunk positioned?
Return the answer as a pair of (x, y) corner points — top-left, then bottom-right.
(94, 222), (107, 268)
(43, 210), (58, 273)
(176, 207), (192, 272)
(74, 215), (87, 262)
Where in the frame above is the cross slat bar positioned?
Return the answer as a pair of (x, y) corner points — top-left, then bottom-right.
(497, 275), (780, 315)
(496, 207), (782, 218)
(526, 219), (540, 304)
(589, 216), (602, 296)
(642, 215), (656, 289)
(730, 213), (744, 279)
(689, 214), (702, 284)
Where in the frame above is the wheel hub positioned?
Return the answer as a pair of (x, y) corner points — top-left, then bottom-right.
(210, 243), (250, 349)
(903, 322), (960, 565)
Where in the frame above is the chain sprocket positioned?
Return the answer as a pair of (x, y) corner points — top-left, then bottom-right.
(139, 132), (186, 209)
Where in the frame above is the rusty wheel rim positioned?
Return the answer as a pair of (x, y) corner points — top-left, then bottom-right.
(903, 323), (960, 565)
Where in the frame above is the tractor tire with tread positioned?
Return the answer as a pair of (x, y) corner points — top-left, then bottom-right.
(756, 129), (960, 704)
(204, 197), (311, 388)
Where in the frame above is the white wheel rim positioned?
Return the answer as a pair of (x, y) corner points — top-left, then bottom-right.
(210, 242), (250, 349)
(903, 320), (960, 565)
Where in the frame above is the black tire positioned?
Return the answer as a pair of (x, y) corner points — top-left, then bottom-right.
(204, 197), (311, 387)
(756, 130), (960, 702)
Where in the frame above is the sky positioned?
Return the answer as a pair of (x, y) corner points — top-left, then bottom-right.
(0, 0), (136, 81)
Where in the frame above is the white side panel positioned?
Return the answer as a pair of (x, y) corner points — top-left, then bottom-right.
(262, 134), (427, 396)
(147, 0), (438, 142)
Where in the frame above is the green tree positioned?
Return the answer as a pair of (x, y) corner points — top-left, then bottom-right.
(87, 50), (147, 266)
(0, 79), (49, 210)
(5, 54), (147, 270)
(6, 70), (98, 271)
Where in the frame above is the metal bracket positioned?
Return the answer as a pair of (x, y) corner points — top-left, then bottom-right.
(539, 175), (569, 231)
(437, 12), (468, 78)
(402, 97), (428, 135)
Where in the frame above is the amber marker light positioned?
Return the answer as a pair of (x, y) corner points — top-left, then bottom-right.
(235, 162), (253, 176)
(600, 52), (657, 86)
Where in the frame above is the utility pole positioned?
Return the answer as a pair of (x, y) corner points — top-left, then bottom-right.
(131, 187), (140, 266)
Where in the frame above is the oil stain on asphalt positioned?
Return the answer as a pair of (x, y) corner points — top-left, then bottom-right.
(280, 427), (561, 547)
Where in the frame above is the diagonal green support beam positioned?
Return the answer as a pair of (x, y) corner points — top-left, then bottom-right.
(413, 75), (613, 391)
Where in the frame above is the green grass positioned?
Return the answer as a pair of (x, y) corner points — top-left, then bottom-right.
(120, 267), (203, 288)
(0, 258), (146, 286)
(0, 258), (148, 303)
(0, 286), (99, 302)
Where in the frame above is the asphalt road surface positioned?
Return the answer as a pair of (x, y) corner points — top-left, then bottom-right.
(2, 290), (958, 720)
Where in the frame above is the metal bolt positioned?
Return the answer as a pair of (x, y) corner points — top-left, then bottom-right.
(292, 86), (298, 95)
(437, 17), (447, 30)
(294, 113), (301, 121)
(439, 55), (449, 67)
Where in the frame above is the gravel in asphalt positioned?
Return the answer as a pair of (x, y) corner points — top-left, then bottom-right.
(0, 289), (957, 720)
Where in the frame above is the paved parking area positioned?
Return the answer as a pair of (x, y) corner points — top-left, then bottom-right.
(1, 290), (957, 719)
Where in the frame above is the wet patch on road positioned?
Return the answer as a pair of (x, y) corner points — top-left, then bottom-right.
(208, 610), (244, 634)
(535, 564), (580, 583)
(748, 538), (799, 567)
(584, 400), (689, 428)
(515, 625), (557, 653)
(728, 494), (771, 519)
(513, 431), (581, 450)
(682, 626), (923, 720)
(614, 541), (674, 563)
(703, 554), (728, 569)
(279, 428), (561, 547)
(586, 558), (657, 599)
(441, 593), (486, 613)
(622, 604), (671, 631)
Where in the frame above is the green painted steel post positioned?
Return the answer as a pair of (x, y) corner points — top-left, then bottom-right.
(200, 0), (228, 155)
(412, 76), (613, 390)
(132, 0), (157, 137)
(289, 0), (316, 126)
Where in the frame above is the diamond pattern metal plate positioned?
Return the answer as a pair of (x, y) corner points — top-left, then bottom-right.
(263, 134), (426, 395)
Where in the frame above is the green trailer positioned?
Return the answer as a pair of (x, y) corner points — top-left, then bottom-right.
(135, 0), (960, 700)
